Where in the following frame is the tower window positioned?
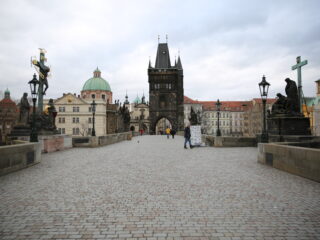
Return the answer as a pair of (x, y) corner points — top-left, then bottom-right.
(92, 94), (95, 99)
(102, 94), (106, 100)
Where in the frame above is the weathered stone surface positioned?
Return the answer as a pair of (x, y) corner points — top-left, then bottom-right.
(267, 116), (311, 135)
(214, 136), (257, 147)
(258, 142), (320, 182)
(72, 132), (132, 148)
(0, 141), (41, 176)
(1, 136), (320, 239)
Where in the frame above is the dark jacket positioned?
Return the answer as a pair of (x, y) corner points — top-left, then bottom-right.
(184, 126), (191, 139)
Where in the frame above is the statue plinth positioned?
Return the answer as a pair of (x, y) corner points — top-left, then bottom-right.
(9, 124), (31, 136)
(267, 115), (311, 136)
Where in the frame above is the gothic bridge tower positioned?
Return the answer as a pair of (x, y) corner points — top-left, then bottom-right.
(148, 42), (184, 134)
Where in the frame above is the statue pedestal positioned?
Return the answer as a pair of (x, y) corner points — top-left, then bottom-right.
(267, 115), (311, 136)
(9, 124), (31, 137)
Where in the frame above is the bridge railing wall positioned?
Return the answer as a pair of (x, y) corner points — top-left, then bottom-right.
(72, 132), (132, 148)
(0, 141), (41, 176)
(258, 142), (320, 182)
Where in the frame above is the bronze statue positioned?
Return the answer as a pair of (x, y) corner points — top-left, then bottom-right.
(271, 93), (287, 114)
(285, 78), (300, 114)
(19, 92), (30, 125)
(42, 99), (57, 130)
(271, 78), (301, 116)
(32, 50), (50, 95)
(189, 107), (200, 125)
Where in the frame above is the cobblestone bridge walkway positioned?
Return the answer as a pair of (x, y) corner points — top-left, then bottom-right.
(1, 136), (319, 240)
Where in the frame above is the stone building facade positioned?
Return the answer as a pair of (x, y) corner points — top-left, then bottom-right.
(0, 89), (18, 143)
(184, 96), (276, 137)
(148, 42), (184, 134)
(311, 79), (320, 136)
(52, 68), (117, 136)
(246, 98), (275, 137)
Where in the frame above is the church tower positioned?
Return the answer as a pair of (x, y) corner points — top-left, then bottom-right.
(148, 41), (184, 134)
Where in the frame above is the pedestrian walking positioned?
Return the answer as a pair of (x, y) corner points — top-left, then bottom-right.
(170, 129), (176, 139)
(184, 124), (193, 149)
(165, 127), (171, 139)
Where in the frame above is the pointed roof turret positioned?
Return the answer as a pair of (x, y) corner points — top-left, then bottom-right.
(4, 88), (10, 99)
(134, 94), (141, 104)
(141, 93), (146, 104)
(93, 67), (101, 78)
(148, 59), (152, 69)
(124, 91), (129, 104)
(176, 56), (183, 70)
(155, 43), (171, 69)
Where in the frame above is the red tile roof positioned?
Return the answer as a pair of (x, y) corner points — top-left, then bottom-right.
(184, 96), (275, 111)
(0, 98), (16, 106)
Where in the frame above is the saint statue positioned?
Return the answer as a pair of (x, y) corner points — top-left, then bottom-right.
(285, 78), (300, 114)
(19, 92), (30, 125)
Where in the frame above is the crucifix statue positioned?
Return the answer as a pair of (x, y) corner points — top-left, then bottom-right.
(291, 56), (308, 113)
(32, 48), (50, 113)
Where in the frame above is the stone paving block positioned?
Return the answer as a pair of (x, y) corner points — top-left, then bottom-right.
(0, 136), (319, 240)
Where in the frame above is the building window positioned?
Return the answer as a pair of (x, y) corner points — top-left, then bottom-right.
(59, 106), (65, 112)
(73, 106), (80, 112)
(102, 94), (106, 100)
(58, 117), (65, 123)
(58, 128), (65, 134)
(88, 117), (92, 123)
(72, 128), (80, 135)
(72, 117), (79, 123)
(89, 107), (92, 112)
(92, 94), (95, 99)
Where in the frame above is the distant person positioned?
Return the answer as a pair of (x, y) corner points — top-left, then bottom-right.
(170, 129), (176, 139)
(139, 129), (144, 136)
(184, 124), (193, 149)
(165, 127), (171, 139)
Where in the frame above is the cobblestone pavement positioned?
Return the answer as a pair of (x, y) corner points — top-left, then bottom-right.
(1, 135), (320, 240)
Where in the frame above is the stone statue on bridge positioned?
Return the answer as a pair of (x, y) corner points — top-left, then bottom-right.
(189, 107), (200, 125)
(19, 93), (30, 125)
(270, 78), (300, 116)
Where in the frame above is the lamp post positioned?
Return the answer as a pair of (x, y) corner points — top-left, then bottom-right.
(258, 75), (270, 143)
(91, 100), (96, 136)
(216, 99), (222, 136)
(28, 73), (39, 142)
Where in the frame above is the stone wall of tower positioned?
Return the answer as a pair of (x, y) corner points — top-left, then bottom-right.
(148, 45), (184, 134)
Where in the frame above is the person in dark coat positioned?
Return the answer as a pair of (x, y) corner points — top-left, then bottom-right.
(184, 124), (193, 149)
(170, 129), (176, 139)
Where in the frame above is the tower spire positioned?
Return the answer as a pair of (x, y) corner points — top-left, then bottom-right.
(148, 56), (152, 68)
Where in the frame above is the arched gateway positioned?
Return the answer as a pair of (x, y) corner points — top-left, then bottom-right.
(148, 42), (184, 134)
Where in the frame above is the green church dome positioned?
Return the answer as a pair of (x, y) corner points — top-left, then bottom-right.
(133, 95), (141, 104)
(82, 68), (111, 91)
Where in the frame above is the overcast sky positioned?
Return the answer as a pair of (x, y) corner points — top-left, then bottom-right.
(0, 0), (319, 103)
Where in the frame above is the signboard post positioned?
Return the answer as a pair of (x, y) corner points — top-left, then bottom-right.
(190, 125), (202, 146)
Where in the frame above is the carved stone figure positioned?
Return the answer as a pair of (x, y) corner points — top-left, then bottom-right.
(285, 78), (300, 114)
(42, 98), (57, 130)
(189, 107), (200, 125)
(19, 93), (30, 125)
(271, 93), (287, 114)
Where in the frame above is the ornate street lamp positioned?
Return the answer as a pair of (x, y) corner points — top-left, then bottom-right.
(28, 73), (39, 142)
(258, 75), (270, 143)
(216, 99), (222, 136)
(91, 100), (97, 136)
